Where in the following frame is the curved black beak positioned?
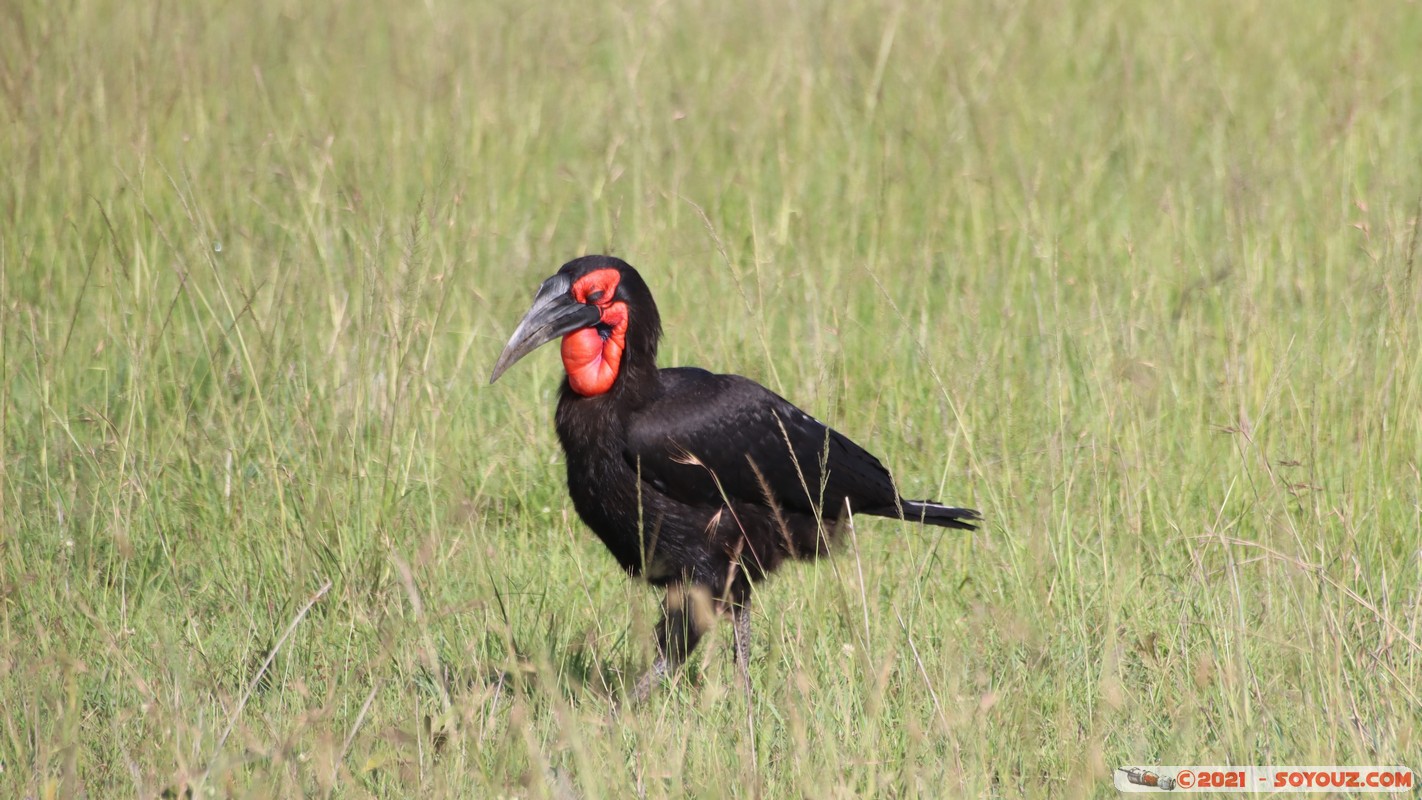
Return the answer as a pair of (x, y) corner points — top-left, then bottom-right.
(490, 274), (602, 384)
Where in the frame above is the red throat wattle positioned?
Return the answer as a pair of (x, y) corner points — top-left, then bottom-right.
(562, 268), (628, 396)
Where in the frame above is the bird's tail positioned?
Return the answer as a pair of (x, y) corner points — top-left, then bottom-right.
(863, 499), (982, 530)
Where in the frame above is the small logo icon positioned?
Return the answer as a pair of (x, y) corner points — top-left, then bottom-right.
(1119, 767), (1177, 791)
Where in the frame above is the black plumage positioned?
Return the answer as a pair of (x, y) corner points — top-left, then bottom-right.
(490, 255), (979, 698)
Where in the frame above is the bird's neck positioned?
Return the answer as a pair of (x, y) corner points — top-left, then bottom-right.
(555, 354), (658, 463)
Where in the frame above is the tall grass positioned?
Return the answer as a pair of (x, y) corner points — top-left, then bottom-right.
(2, 0), (1419, 796)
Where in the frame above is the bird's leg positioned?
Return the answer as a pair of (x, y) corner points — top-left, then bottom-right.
(729, 594), (759, 762)
(732, 598), (752, 696)
(631, 584), (709, 703)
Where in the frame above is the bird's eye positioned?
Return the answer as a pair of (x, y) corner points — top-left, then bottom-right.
(587, 290), (605, 303)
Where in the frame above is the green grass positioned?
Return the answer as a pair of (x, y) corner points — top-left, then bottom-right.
(3, 0), (1421, 796)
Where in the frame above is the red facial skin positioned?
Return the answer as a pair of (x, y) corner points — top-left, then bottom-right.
(562, 268), (628, 396)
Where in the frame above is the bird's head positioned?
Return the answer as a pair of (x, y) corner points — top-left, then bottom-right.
(489, 255), (661, 396)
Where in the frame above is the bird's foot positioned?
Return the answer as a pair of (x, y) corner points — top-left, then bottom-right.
(628, 657), (670, 705)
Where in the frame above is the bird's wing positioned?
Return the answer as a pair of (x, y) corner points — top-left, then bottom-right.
(624, 369), (900, 516)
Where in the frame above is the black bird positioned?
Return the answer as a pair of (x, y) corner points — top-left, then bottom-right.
(490, 255), (980, 699)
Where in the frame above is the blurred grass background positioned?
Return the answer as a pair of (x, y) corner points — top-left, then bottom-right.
(3, 0), (1420, 796)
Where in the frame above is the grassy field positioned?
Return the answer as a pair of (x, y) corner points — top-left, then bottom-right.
(4, 0), (1421, 796)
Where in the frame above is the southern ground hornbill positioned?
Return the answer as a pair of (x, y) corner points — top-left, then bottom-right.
(490, 255), (980, 699)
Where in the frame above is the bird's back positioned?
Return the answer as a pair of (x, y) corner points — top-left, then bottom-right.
(627, 367), (903, 523)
